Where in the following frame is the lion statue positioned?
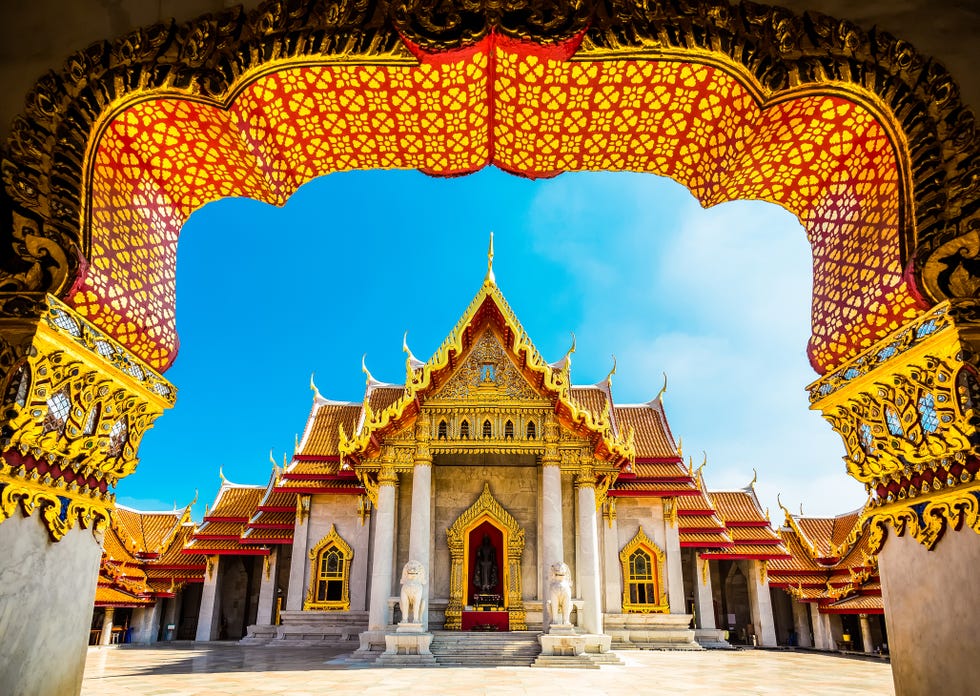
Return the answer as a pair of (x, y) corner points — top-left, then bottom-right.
(548, 561), (573, 626)
(399, 559), (427, 625)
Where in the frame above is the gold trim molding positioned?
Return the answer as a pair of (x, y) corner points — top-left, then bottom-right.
(620, 526), (668, 614)
(304, 524), (353, 612)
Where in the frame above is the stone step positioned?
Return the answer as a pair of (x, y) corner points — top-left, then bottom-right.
(428, 631), (542, 667)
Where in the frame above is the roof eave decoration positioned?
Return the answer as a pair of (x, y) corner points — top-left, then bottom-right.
(338, 276), (636, 467)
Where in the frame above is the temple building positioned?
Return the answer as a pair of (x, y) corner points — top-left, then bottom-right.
(89, 262), (887, 661)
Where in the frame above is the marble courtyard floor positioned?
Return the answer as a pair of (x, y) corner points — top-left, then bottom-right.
(82, 643), (895, 696)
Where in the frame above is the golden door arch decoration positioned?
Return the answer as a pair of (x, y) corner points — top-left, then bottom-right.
(304, 524), (353, 611)
(620, 526), (669, 614)
(445, 483), (526, 630)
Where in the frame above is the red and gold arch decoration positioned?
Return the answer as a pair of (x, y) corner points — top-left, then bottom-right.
(76, 38), (917, 372)
(4, 0), (978, 378)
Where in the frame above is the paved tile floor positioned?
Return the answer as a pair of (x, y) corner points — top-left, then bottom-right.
(82, 643), (895, 696)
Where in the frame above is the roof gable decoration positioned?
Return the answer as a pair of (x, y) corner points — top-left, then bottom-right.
(338, 263), (636, 467)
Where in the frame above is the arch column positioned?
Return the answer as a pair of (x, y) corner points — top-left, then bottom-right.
(810, 301), (980, 693)
(540, 413), (564, 627)
(407, 413), (433, 630)
(575, 462), (603, 635)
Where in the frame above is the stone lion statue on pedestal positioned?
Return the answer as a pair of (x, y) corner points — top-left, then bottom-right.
(399, 560), (427, 625)
(548, 561), (573, 626)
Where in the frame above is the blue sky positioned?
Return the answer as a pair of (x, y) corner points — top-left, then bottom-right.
(117, 167), (862, 521)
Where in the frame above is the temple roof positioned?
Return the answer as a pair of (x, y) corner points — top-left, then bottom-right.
(337, 266), (635, 467)
(295, 400), (361, 460)
(699, 484), (789, 560)
(769, 505), (882, 614)
(184, 477), (270, 556)
(613, 401), (678, 460)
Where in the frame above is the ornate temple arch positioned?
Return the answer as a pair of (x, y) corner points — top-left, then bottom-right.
(619, 526), (669, 614)
(445, 483), (526, 630)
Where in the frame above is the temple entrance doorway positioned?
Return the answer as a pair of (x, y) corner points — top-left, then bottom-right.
(445, 484), (527, 631)
(719, 561), (753, 646)
(463, 520), (509, 631)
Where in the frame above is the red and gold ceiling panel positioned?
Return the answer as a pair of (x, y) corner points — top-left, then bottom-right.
(74, 42), (921, 373)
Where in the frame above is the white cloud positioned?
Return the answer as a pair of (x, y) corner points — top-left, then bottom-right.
(527, 173), (864, 517)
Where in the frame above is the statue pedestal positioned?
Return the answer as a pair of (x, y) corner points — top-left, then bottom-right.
(375, 626), (437, 666)
(534, 627), (619, 668)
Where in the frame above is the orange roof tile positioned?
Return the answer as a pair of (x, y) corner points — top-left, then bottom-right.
(368, 385), (405, 414)
(632, 462), (690, 479)
(297, 402), (362, 458)
(728, 526), (782, 543)
(194, 521), (246, 538)
(677, 515), (727, 531)
(679, 531), (733, 547)
(796, 517), (837, 558)
(824, 593), (884, 612)
(95, 586), (151, 607)
(709, 490), (770, 526)
(207, 485), (264, 520)
(570, 386), (610, 425)
(614, 404), (677, 459)
(613, 481), (698, 493)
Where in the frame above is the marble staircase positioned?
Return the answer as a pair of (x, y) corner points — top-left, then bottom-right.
(428, 631), (541, 667)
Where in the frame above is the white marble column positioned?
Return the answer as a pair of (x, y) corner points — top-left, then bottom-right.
(792, 599), (813, 647)
(540, 414), (564, 628)
(195, 556), (221, 641)
(285, 497), (310, 611)
(693, 553), (716, 629)
(575, 467), (603, 634)
(745, 560), (777, 647)
(368, 467), (398, 633)
(664, 499), (685, 614)
(810, 603), (830, 650)
(130, 602), (162, 644)
(256, 549), (278, 625)
(407, 416), (433, 629)
(163, 594), (180, 640)
(98, 607), (115, 646)
(601, 502), (622, 614)
(860, 614), (875, 653)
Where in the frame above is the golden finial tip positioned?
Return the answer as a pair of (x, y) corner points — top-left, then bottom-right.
(486, 231), (495, 284)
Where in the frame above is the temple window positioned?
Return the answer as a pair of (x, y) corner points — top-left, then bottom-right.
(620, 527), (668, 613)
(504, 420), (514, 439)
(304, 524), (352, 611)
(483, 419), (492, 438)
(460, 420), (470, 439)
(526, 421), (536, 439)
(438, 420), (448, 440)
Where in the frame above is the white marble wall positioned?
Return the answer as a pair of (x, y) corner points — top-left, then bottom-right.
(0, 511), (102, 696)
(305, 495), (372, 611)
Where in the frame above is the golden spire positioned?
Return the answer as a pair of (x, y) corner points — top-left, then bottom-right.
(361, 353), (375, 385)
(749, 468), (758, 488)
(310, 372), (322, 400)
(486, 231), (495, 285)
(655, 372), (668, 402)
(218, 466), (227, 485)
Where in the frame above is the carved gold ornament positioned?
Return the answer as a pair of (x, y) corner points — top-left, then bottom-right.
(304, 524), (353, 612)
(445, 483), (526, 631)
(620, 526), (669, 614)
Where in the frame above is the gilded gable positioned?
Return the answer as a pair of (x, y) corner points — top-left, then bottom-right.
(432, 329), (540, 402)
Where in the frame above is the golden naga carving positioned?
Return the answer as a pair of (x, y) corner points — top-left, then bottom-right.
(810, 301), (980, 550)
(0, 295), (174, 540)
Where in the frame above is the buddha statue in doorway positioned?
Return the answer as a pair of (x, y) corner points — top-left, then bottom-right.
(473, 534), (499, 593)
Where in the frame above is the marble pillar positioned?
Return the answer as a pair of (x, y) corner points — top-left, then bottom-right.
(810, 603), (830, 650)
(745, 560), (777, 647)
(195, 556), (221, 641)
(162, 594), (180, 640)
(860, 614), (875, 653)
(408, 438), (432, 630)
(99, 607), (115, 646)
(285, 499), (309, 611)
(130, 602), (162, 644)
(541, 461), (564, 627)
(256, 549), (278, 625)
(692, 554), (716, 629)
(368, 469), (398, 633)
(792, 599), (813, 648)
(664, 502), (685, 614)
(601, 504), (621, 614)
(575, 472), (602, 634)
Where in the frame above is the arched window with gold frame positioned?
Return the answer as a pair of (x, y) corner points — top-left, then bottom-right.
(620, 526), (669, 613)
(304, 524), (353, 611)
